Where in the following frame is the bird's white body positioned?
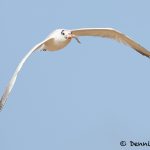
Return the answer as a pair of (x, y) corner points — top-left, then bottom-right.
(43, 29), (71, 51)
(0, 27), (149, 111)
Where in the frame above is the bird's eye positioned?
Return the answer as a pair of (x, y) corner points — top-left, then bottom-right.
(61, 30), (65, 35)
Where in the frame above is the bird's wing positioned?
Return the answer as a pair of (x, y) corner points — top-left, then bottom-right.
(0, 36), (53, 111)
(72, 28), (150, 57)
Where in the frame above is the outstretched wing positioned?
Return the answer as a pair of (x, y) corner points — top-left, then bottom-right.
(72, 28), (150, 57)
(0, 36), (53, 111)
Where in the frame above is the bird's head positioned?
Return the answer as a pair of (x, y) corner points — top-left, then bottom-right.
(54, 29), (81, 43)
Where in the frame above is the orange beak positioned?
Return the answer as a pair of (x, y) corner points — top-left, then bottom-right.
(67, 35), (72, 40)
(67, 34), (81, 43)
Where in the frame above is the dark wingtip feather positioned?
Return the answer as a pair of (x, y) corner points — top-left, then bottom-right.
(0, 103), (3, 111)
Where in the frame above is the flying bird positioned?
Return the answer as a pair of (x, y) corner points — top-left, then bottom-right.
(0, 28), (149, 111)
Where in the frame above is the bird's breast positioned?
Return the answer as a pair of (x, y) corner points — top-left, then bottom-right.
(44, 38), (70, 51)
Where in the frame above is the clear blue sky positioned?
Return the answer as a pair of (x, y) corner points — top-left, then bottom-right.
(0, 0), (150, 150)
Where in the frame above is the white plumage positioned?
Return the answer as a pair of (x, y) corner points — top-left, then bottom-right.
(0, 28), (149, 111)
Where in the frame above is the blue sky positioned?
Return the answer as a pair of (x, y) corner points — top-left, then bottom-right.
(0, 0), (150, 150)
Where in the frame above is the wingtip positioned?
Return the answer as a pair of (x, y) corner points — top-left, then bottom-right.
(0, 102), (4, 112)
(0, 107), (3, 112)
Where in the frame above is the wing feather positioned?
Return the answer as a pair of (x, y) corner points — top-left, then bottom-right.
(72, 28), (150, 57)
(0, 36), (53, 111)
